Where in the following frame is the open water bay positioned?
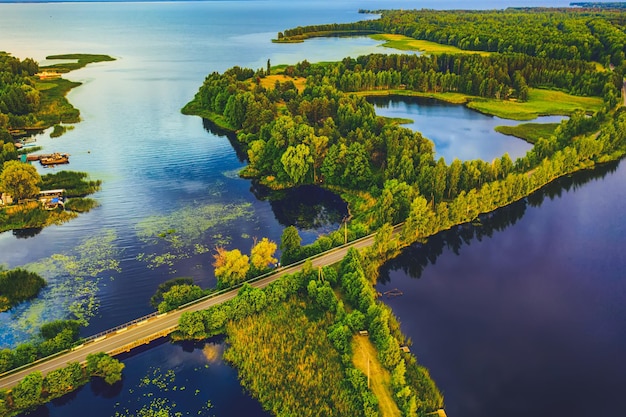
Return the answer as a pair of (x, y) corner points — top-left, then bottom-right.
(0, 0), (624, 416)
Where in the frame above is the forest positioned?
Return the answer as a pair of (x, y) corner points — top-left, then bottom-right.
(277, 8), (626, 66)
(183, 52), (625, 249)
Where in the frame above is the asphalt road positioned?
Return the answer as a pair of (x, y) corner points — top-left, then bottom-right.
(0, 228), (388, 390)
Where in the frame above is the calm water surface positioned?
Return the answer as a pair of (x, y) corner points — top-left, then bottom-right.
(0, 1), (623, 416)
(378, 161), (626, 417)
(370, 96), (565, 162)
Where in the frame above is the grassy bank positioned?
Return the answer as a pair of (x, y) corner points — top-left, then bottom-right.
(467, 88), (603, 120)
(359, 87), (603, 120)
(495, 122), (561, 143)
(34, 78), (82, 126)
(370, 34), (490, 56)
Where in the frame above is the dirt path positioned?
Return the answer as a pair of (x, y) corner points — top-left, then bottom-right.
(352, 335), (401, 417)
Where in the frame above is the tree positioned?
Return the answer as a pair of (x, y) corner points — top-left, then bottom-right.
(279, 225), (302, 264)
(150, 277), (194, 309)
(212, 247), (250, 288)
(158, 284), (204, 313)
(11, 371), (43, 410)
(267, 59), (271, 75)
(86, 352), (124, 385)
(281, 144), (312, 185)
(43, 362), (85, 398)
(250, 237), (278, 272)
(0, 160), (41, 201)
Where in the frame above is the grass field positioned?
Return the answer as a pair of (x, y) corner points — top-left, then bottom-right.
(352, 335), (401, 417)
(360, 87), (602, 121)
(495, 122), (560, 143)
(370, 34), (491, 56)
(467, 88), (603, 120)
(259, 74), (306, 93)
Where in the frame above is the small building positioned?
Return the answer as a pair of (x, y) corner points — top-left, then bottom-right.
(0, 193), (13, 206)
(38, 189), (66, 210)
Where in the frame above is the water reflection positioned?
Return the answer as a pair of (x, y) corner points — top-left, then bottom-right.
(21, 336), (271, 417)
(251, 183), (348, 234)
(12, 228), (42, 239)
(202, 118), (248, 162)
(379, 160), (620, 282)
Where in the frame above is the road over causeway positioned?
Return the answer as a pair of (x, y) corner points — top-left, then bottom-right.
(0, 229), (382, 390)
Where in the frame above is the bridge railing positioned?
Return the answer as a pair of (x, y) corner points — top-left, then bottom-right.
(81, 311), (160, 344)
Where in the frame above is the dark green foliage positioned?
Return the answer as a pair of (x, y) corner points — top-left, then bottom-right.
(39, 319), (81, 341)
(0, 268), (46, 312)
(86, 352), (125, 385)
(279, 225), (302, 264)
(43, 362), (85, 398)
(10, 371), (43, 411)
(41, 54), (115, 73)
(150, 277), (194, 309)
(39, 171), (102, 197)
(282, 8), (626, 64)
(157, 284), (205, 313)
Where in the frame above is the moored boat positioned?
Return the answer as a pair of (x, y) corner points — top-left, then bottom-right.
(39, 153), (69, 166)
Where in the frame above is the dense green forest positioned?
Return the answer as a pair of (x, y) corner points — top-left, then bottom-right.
(183, 53), (625, 241)
(277, 8), (626, 66)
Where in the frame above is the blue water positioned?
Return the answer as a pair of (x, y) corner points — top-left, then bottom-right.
(0, 1), (623, 416)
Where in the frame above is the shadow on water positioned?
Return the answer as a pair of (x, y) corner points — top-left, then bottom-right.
(251, 183), (348, 232)
(12, 227), (42, 239)
(202, 118), (248, 162)
(379, 160), (621, 283)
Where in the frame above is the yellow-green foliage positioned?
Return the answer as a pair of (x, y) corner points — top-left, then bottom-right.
(495, 122), (560, 143)
(224, 297), (364, 417)
(371, 34), (490, 56)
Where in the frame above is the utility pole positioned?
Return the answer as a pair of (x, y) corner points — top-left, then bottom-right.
(367, 353), (370, 389)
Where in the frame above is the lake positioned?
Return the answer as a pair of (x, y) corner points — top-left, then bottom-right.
(369, 95), (566, 163)
(0, 0), (623, 416)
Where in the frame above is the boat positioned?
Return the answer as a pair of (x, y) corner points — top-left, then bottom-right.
(39, 153), (69, 166)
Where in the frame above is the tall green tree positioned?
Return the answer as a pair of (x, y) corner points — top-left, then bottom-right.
(281, 144), (312, 185)
(279, 225), (302, 265)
